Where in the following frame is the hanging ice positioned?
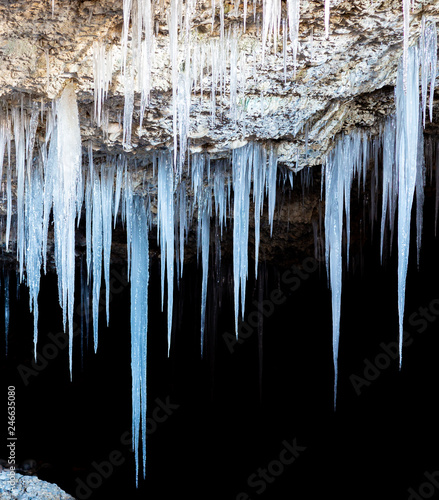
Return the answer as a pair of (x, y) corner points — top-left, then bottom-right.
(287, 0), (300, 72)
(129, 195), (149, 484)
(157, 151), (175, 355)
(324, 130), (365, 407)
(232, 144), (252, 335)
(325, 0), (330, 39)
(92, 162), (103, 351)
(25, 156), (44, 358)
(52, 83), (83, 376)
(101, 162), (115, 325)
(395, 44), (420, 366)
(4, 271), (9, 356)
(420, 17), (437, 126)
(200, 185), (211, 357)
(380, 115), (397, 263)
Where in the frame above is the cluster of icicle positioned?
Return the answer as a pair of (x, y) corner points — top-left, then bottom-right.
(324, 18), (437, 408)
(0, 88), (279, 481)
(0, 0), (437, 484)
(110, 0), (308, 173)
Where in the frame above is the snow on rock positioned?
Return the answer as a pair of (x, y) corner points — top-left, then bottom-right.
(0, 471), (75, 500)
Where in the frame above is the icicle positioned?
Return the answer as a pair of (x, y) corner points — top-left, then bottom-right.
(402, 0), (410, 91)
(420, 18), (437, 126)
(415, 105), (425, 268)
(380, 115), (397, 264)
(325, 0), (330, 39)
(287, 0), (300, 74)
(262, 0), (282, 62)
(12, 105), (26, 283)
(232, 144), (252, 335)
(93, 41), (113, 128)
(325, 141), (345, 409)
(253, 144), (266, 277)
(53, 83), (82, 377)
(200, 186), (211, 358)
(157, 152), (175, 355)
(123, 68), (135, 151)
(436, 142), (439, 236)
(130, 195), (149, 484)
(4, 271), (9, 357)
(267, 144), (278, 236)
(114, 155), (125, 228)
(169, 0), (179, 169)
(101, 162), (115, 325)
(178, 181), (187, 279)
(395, 45), (419, 367)
(25, 157), (44, 359)
(85, 143), (93, 282)
(92, 164), (103, 352)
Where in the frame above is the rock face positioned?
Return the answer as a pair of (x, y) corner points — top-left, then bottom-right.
(0, 471), (75, 500)
(0, 0), (437, 266)
(0, 0), (438, 168)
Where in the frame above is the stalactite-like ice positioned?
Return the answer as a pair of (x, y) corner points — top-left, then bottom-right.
(200, 185), (211, 357)
(420, 18), (437, 126)
(232, 145), (252, 335)
(92, 161), (103, 351)
(53, 83), (82, 376)
(129, 195), (149, 484)
(395, 45), (420, 366)
(25, 157), (44, 358)
(287, 0), (300, 71)
(101, 162), (115, 325)
(380, 115), (397, 263)
(157, 152), (175, 355)
(4, 271), (9, 356)
(325, 0), (330, 39)
(92, 41), (113, 128)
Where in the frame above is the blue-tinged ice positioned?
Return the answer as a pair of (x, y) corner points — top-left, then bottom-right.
(420, 17), (437, 126)
(92, 163), (103, 352)
(395, 45), (419, 367)
(25, 156), (44, 359)
(129, 195), (149, 485)
(380, 116), (397, 263)
(157, 151), (175, 355)
(4, 271), (9, 356)
(200, 185), (211, 357)
(101, 162), (115, 325)
(232, 144), (252, 336)
(53, 83), (82, 377)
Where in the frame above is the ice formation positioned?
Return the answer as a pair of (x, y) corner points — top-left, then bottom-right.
(0, 0), (437, 486)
